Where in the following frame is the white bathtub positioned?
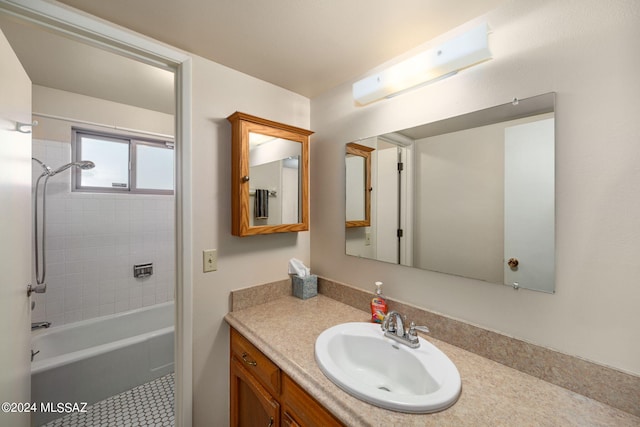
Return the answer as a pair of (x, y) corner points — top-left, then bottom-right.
(31, 302), (174, 426)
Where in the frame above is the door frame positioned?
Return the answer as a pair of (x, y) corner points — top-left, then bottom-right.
(0, 1), (194, 425)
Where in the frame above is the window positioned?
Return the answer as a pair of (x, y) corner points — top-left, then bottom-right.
(73, 129), (174, 194)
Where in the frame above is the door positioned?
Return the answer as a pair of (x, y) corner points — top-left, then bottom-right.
(504, 118), (555, 292)
(0, 28), (33, 427)
(230, 358), (279, 427)
(376, 146), (399, 263)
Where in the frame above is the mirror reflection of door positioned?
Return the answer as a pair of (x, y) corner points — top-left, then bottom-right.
(504, 118), (555, 292)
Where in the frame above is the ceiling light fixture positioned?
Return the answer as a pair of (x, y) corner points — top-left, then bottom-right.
(353, 22), (492, 105)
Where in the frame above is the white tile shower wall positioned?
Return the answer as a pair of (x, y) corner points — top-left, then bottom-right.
(31, 138), (175, 326)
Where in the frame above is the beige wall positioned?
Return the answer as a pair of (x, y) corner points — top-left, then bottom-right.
(310, 0), (640, 376)
(189, 55), (310, 425)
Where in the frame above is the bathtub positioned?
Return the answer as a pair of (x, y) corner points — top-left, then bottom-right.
(31, 302), (174, 426)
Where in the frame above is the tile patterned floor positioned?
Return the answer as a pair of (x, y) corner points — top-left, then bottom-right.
(41, 373), (174, 427)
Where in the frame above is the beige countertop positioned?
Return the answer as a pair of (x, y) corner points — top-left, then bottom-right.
(225, 294), (640, 426)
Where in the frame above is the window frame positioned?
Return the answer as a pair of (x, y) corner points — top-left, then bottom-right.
(72, 128), (175, 195)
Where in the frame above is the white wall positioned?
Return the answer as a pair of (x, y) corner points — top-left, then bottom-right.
(310, 0), (640, 375)
(30, 87), (175, 326)
(414, 124), (504, 282)
(189, 54), (310, 426)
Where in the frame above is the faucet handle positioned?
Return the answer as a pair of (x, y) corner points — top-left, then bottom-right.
(408, 322), (430, 338)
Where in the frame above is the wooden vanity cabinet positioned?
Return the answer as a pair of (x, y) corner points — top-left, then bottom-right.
(230, 328), (344, 427)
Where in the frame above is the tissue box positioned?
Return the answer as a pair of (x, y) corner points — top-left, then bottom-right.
(292, 274), (317, 300)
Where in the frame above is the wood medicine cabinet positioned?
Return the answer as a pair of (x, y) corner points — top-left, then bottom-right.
(345, 142), (373, 228)
(228, 112), (313, 236)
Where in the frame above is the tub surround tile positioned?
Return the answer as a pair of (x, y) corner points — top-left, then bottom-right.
(31, 138), (175, 327)
(226, 295), (640, 426)
(230, 277), (640, 419)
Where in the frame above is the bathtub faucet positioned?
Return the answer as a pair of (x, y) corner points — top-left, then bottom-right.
(31, 321), (51, 330)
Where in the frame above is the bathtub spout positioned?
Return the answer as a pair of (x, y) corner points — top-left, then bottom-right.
(31, 321), (51, 330)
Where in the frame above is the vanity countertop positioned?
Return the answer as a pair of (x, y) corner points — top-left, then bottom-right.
(224, 295), (640, 426)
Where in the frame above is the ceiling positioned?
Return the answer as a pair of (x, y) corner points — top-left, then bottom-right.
(1, 0), (506, 113)
(0, 14), (176, 114)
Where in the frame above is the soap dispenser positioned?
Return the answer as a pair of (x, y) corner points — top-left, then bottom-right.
(370, 281), (388, 323)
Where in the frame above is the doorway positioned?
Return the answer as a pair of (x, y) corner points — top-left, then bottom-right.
(0, 2), (192, 425)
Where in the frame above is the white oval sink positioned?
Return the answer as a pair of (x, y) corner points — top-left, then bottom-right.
(315, 322), (461, 413)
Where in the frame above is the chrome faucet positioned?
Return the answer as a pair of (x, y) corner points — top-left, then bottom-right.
(31, 321), (51, 331)
(381, 311), (429, 349)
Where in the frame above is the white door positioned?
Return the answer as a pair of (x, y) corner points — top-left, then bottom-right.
(376, 146), (399, 263)
(0, 28), (32, 427)
(504, 118), (555, 292)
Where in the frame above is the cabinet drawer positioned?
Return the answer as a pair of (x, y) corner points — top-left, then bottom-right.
(282, 373), (344, 427)
(231, 328), (280, 395)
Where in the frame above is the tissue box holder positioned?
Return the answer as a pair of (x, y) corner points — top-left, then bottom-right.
(292, 274), (317, 300)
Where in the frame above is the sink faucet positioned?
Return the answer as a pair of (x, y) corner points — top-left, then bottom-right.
(382, 311), (404, 337)
(31, 321), (51, 331)
(381, 311), (429, 349)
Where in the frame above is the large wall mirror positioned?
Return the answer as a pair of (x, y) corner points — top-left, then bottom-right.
(345, 93), (556, 293)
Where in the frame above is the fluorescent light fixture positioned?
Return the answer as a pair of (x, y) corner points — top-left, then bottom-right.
(353, 22), (492, 105)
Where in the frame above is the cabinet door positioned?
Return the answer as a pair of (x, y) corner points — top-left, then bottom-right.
(231, 358), (280, 427)
(282, 373), (344, 427)
(282, 411), (301, 427)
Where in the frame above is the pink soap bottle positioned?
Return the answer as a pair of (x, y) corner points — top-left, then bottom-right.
(370, 281), (388, 323)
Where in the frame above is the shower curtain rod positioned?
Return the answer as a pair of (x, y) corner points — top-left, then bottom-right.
(32, 112), (175, 140)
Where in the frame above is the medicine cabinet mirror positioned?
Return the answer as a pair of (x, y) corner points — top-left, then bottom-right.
(345, 143), (374, 228)
(228, 112), (312, 236)
(345, 93), (556, 293)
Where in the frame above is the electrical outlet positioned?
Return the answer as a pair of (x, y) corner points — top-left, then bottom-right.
(203, 249), (217, 272)
(365, 232), (371, 246)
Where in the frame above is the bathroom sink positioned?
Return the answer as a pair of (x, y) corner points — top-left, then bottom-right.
(314, 322), (461, 413)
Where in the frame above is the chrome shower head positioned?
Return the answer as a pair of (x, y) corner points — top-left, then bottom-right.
(51, 160), (95, 175)
(77, 160), (95, 170)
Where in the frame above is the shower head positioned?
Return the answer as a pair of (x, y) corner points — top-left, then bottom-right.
(77, 160), (95, 170)
(51, 160), (95, 176)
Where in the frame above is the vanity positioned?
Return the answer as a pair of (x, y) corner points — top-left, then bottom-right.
(230, 327), (343, 426)
(225, 282), (640, 427)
